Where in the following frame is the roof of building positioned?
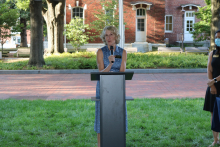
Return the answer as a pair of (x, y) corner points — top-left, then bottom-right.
(130, 1), (153, 6)
(180, 3), (201, 8)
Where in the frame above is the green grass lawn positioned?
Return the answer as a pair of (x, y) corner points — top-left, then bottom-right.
(0, 98), (213, 147)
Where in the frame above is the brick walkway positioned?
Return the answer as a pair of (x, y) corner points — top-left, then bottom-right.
(0, 73), (207, 100)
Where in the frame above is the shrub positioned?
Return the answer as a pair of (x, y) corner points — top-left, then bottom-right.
(64, 18), (90, 52)
(0, 52), (208, 70)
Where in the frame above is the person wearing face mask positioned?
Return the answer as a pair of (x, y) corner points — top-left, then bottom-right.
(204, 30), (220, 147)
(94, 26), (127, 147)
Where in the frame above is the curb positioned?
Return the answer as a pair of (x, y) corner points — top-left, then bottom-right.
(126, 68), (207, 73)
(0, 68), (207, 74)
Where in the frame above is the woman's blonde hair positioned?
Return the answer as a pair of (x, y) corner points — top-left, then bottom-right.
(100, 26), (120, 45)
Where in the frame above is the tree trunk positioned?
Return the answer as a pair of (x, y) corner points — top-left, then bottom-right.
(28, 0), (45, 67)
(20, 17), (28, 47)
(1, 42), (3, 56)
(0, 29), (2, 55)
(58, 9), (64, 53)
(211, 0), (220, 50)
(43, 2), (55, 53)
(42, 0), (65, 54)
(55, 2), (64, 53)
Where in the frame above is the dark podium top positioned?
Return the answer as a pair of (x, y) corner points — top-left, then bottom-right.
(90, 72), (134, 81)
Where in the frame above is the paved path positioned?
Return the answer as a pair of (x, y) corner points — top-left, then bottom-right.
(0, 73), (207, 100)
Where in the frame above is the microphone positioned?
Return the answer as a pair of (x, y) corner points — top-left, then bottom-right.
(110, 46), (114, 63)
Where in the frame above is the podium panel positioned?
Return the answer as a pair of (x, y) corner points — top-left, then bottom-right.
(100, 75), (126, 147)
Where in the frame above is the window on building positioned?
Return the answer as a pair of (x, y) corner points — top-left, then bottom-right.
(136, 9), (146, 32)
(105, 9), (114, 24)
(137, 19), (145, 31)
(165, 15), (173, 32)
(186, 12), (194, 17)
(186, 20), (193, 32)
(17, 38), (21, 43)
(72, 7), (83, 18)
(137, 9), (145, 17)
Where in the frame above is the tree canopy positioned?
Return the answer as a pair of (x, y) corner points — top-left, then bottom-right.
(15, 0), (29, 10)
(0, 1), (19, 51)
(90, 0), (120, 40)
(190, 0), (211, 41)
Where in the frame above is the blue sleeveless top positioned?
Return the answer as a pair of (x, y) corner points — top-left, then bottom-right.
(101, 45), (124, 72)
(96, 45), (124, 98)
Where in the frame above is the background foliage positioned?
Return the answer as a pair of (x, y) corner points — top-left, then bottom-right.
(64, 18), (90, 52)
(0, 1), (19, 53)
(190, 0), (211, 41)
(90, 0), (120, 40)
(0, 52), (208, 70)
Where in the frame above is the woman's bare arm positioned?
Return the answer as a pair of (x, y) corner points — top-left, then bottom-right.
(119, 50), (127, 72)
(96, 49), (113, 72)
(207, 51), (217, 94)
(207, 51), (213, 80)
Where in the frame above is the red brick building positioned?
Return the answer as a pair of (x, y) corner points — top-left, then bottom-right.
(66, 0), (165, 44)
(3, 0), (206, 50)
(65, 0), (206, 48)
(165, 0), (206, 44)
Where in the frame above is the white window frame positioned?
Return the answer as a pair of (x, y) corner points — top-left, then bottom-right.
(165, 15), (173, 33)
(71, 7), (85, 24)
(184, 11), (195, 33)
(185, 11), (194, 18)
(135, 8), (146, 42)
(105, 9), (114, 24)
(136, 8), (146, 32)
(136, 8), (146, 17)
(103, 4), (116, 25)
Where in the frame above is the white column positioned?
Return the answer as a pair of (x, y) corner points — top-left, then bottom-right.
(119, 0), (124, 48)
(64, 2), (67, 49)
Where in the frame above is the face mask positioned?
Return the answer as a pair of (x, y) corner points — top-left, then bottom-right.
(215, 38), (220, 47)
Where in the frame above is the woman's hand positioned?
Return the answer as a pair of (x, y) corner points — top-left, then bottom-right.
(210, 85), (217, 95)
(108, 55), (115, 64)
(207, 79), (215, 87)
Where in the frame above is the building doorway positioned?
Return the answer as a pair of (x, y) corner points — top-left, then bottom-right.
(184, 11), (195, 41)
(136, 8), (146, 42)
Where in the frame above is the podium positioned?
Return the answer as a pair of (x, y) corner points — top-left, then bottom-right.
(91, 72), (134, 147)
